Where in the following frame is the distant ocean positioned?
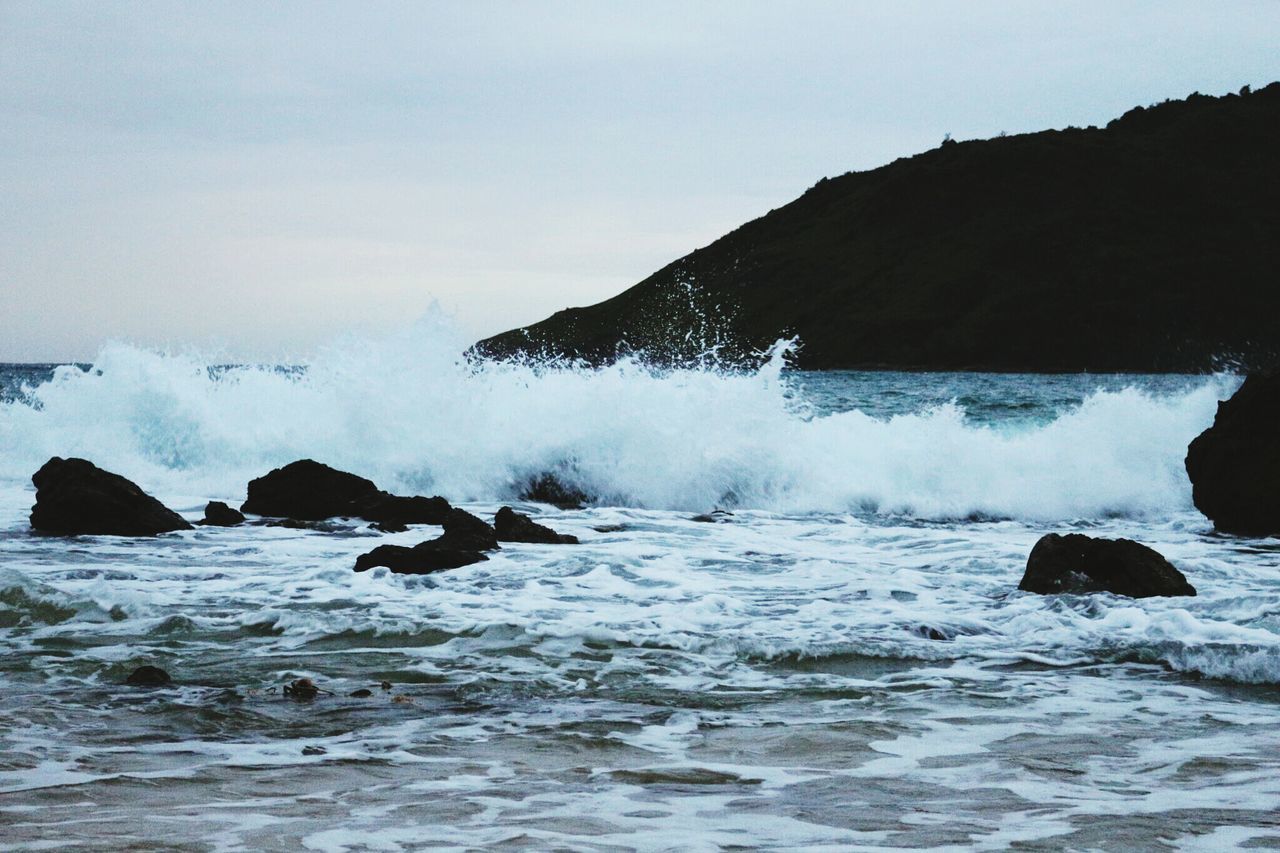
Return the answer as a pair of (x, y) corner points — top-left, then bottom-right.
(1, 332), (1277, 850)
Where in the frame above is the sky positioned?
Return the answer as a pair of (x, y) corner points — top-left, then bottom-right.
(2, 2), (1277, 362)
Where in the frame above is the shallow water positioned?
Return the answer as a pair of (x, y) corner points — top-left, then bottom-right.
(1, 338), (1277, 851)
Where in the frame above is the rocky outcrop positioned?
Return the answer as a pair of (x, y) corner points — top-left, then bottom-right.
(1185, 373), (1280, 535)
(200, 500), (245, 527)
(240, 459), (450, 524)
(494, 506), (578, 544)
(30, 457), (192, 536)
(1019, 533), (1195, 598)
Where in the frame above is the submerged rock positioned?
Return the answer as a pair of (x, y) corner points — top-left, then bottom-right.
(1185, 373), (1280, 535)
(519, 472), (590, 509)
(125, 665), (172, 687)
(200, 500), (245, 527)
(265, 518), (343, 532)
(494, 506), (578, 544)
(353, 542), (489, 574)
(353, 509), (499, 574)
(240, 459), (451, 524)
(691, 510), (735, 523)
(1019, 533), (1195, 598)
(284, 677), (319, 700)
(30, 457), (192, 537)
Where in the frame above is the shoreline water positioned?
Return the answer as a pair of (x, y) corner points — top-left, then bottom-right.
(1, 346), (1277, 850)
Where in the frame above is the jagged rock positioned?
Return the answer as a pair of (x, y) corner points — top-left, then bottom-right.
(125, 665), (171, 686)
(494, 506), (578, 544)
(240, 459), (451, 524)
(1185, 373), (1280, 535)
(200, 500), (245, 527)
(519, 472), (590, 509)
(433, 508), (500, 551)
(1019, 533), (1195, 598)
(372, 520), (408, 533)
(353, 542), (489, 574)
(30, 457), (192, 537)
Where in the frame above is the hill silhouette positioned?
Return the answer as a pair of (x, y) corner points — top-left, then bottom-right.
(476, 84), (1280, 372)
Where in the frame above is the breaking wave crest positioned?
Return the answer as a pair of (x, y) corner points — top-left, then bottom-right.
(0, 321), (1233, 521)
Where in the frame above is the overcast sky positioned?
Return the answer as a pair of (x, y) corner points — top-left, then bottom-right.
(2, 2), (1277, 361)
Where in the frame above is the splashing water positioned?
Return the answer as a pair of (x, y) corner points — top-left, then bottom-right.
(0, 320), (1233, 520)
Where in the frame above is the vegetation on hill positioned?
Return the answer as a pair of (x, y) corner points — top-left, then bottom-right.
(476, 84), (1280, 371)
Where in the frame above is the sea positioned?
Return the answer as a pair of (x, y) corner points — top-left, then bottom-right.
(0, 330), (1277, 851)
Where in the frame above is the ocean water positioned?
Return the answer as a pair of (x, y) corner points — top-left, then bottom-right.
(1, 332), (1277, 851)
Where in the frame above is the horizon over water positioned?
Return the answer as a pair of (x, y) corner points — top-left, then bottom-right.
(1, 323), (1278, 850)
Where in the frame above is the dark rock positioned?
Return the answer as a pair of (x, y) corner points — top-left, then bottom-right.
(200, 500), (245, 527)
(1019, 533), (1196, 598)
(125, 665), (171, 686)
(30, 457), (192, 537)
(241, 460), (380, 520)
(1185, 373), (1280, 535)
(494, 506), (578, 544)
(433, 508), (500, 551)
(592, 524), (628, 533)
(353, 542), (489, 574)
(352, 509), (499, 573)
(475, 84), (1280, 373)
(284, 677), (319, 700)
(349, 688), (373, 698)
(372, 520), (409, 534)
(240, 459), (452, 525)
(301, 745), (327, 755)
(519, 472), (590, 509)
(349, 492), (451, 526)
(691, 510), (734, 523)
(380, 681), (392, 691)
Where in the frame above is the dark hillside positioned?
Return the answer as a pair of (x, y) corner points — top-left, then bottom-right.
(476, 84), (1280, 371)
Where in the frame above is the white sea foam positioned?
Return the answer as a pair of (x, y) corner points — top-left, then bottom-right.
(0, 321), (1234, 521)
